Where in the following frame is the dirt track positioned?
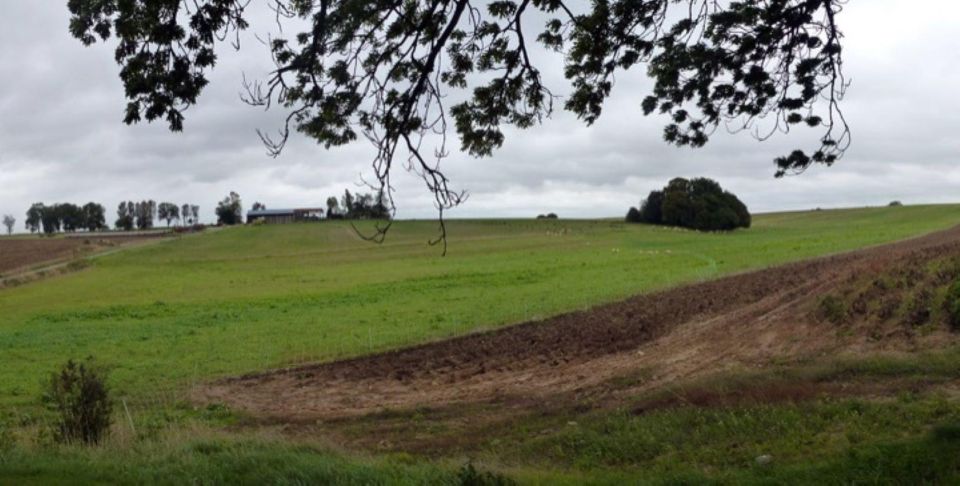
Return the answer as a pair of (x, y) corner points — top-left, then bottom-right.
(0, 235), (161, 277)
(198, 226), (960, 422)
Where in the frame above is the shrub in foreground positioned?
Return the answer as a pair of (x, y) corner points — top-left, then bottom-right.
(818, 295), (848, 324)
(42, 358), (112, 445)
(456, 463), (515, 486)
(945, 280), (960, 331)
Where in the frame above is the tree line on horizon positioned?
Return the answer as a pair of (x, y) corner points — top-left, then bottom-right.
(114, 201), (200, 231)
(25, 203), (107, 234)
(21, 201), (200, 235)
(326, 190), (391, 220)
(239, 189), (391, 225)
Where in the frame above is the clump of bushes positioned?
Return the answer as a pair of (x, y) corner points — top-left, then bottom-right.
(889, 200), (903, 207)
(0, 422), (13, 453)
(904, 290), (933, 327)
(626, 177), (750, 231)
(456, 463), (515, 486)
(818, 295), (848, 324)
(42, 358), (112, 445)
(536, 213), (559, 220)
(945, 280), (960, 331)
(172, 224), (207, 234)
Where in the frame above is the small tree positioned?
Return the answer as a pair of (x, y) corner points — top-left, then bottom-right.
(157, 202), (180, 227)
(374, 190), (390, 219)
(625, 207), (642, 223)
(81, 203), (106, 232)
(58, 203), (84, 232)
(326, 197), (340, 219)
(251, 202), (266, 211)
(25, 203), (44, 233)
(639, 190), (665, 224)
(115, 202), (134, 231)
(341, 190), (355, 219)
(136, 200), (156, 230)
(216, 192), (242, 225)
(2, 215), (14, 235)
(42, 358), (112, 445)
(40, 205), (62, 235)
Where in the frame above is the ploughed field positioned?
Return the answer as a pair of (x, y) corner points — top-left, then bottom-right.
(200, 222), (960, 422)
(4, 205), (960, 484)
(0, 234), (157, 276)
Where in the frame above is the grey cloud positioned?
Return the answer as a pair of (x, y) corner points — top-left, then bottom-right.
(1, 1), (959, 225)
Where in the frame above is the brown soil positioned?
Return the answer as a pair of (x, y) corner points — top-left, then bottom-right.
(197, 226), (960, 433)
(0, 235), (160, 276)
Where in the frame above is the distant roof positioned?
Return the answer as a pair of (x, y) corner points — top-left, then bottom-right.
(247, 209), (295, 217)
(246, 208), (324, 217)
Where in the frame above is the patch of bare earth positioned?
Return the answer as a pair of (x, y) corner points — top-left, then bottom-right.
(0, 235), (164, 283)
(196, 226), (960, 451)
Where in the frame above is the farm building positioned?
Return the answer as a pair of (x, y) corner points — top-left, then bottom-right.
(246, 208), (324, 224)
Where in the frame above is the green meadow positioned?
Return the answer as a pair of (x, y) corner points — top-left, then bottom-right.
(1, 205), (959, 408)
(3, 204), (960, 484)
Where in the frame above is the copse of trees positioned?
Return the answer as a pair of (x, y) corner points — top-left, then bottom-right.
(135, 200), (156, 230)
(115, 202), (134, 231)
(627, 178), (751, 232)
(216, 192), (243, 225)
(341, 189), (390, 220)
(81, 203), (107, 232)
(115, 201), (198, 231)
(25, 202), (107, 234)
(181, 204), (200, 225)
(319, 190), (390, 221)
(115, 200), (155, 230)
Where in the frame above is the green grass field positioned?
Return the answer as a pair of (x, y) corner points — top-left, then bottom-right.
(2, 205), (959, 408)
(3, 204), (960, 484)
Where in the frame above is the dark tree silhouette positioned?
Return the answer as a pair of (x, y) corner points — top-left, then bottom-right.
(639, 190), (665, 225)
(40, 206), (62, 235)
(630, 178), (750, 231)
(158, 202), (181, 227)
(216, 192), (243, 225)
(81, 202), (107, 232)
(326, 197), (341, 219)
(2, 215), (14, 235)
(68, 0), (849, 249)
(116, 202), (134, 231)
(26, 203), (44, 233)
(135, 200), (156, 230)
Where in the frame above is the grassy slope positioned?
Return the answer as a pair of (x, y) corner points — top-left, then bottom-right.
(1, 205), (959, 408)
(3, 205), (960, 483)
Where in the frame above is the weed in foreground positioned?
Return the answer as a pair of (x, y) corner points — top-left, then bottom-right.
(818, 295), (848, 324)
(41, 358), (112, 445)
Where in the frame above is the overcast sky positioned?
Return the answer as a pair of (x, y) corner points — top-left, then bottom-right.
(1, 1), (959, 226)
